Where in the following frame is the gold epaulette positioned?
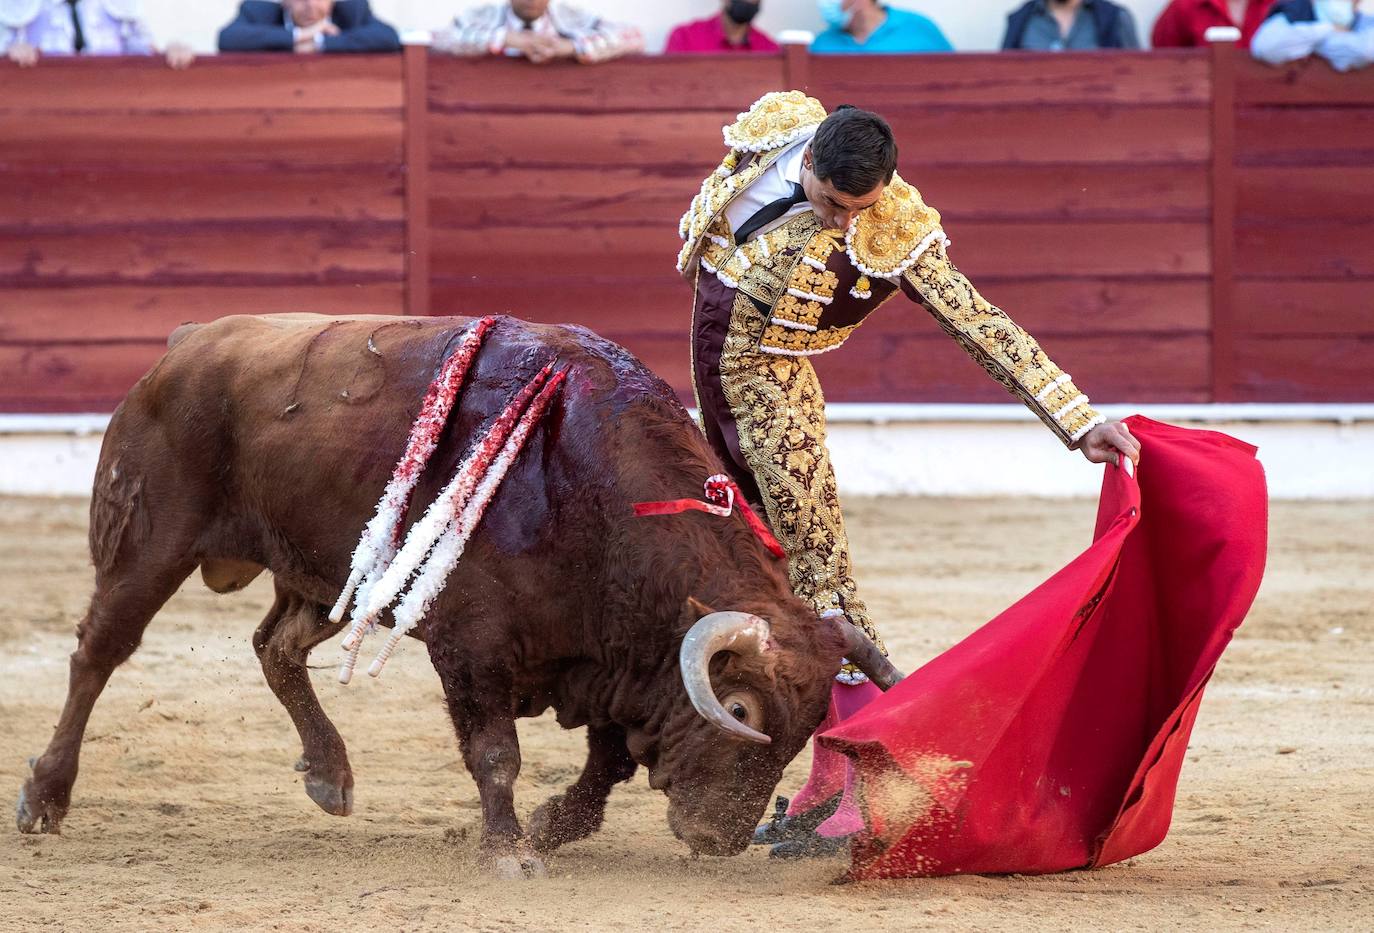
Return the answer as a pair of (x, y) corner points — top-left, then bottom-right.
(845, 173), (946, 279)
(722, 91), (828, 153)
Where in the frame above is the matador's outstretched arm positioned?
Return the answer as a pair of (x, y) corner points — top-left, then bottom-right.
(899, 241), (1113, 450)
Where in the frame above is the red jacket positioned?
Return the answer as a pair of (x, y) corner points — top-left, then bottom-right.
(1150, 0), (1270, 48)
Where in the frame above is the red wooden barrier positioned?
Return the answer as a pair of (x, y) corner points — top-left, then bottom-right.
(1231, 57), (1374, 403)
(0, 55), (406, 412)
(1, 50), (1371, 413)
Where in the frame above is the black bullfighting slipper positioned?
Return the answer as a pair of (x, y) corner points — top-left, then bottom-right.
(767, 832), (852, 860)
(750, 792), (842, 846)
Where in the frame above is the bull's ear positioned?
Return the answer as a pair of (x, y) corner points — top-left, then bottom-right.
(686, 596), (717, 619)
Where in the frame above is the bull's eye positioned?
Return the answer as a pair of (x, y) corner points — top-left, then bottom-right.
(719, 690), (764, 733)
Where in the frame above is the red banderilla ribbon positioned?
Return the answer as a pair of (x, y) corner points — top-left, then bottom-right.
(633, 474), (787, 560)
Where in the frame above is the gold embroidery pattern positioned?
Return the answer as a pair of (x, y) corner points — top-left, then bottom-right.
(789, 264), (840, 301)
(846, 173), (945, 278)
(700, 217), (798, 291)
(903, 243), (1104, 447)
(677, 155), (772, 273)
(722, 90), (828, 153)
(718, 288), (885, 678)
(758, 323), (858, 357)
(760, 228), (857, 354)
(772, 293), (825, 331)
(804, 231), (842, 265)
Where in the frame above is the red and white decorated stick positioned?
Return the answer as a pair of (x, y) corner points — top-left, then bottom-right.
(338, 363), (558, 683)
(331, 316), (496, 627)
(367, 369), (567, 678)
(339, 364), (549, 683)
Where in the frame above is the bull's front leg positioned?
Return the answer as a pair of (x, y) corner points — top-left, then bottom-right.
(528, 722), (637, 852)
(432, 655), (545, 879)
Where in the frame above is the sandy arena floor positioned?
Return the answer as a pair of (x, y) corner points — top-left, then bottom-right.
(1, 494), (1369, 931)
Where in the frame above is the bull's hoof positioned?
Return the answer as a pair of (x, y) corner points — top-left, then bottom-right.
(303, 771), (353, 817)
(528, 793), (601, 853)
(16, 777), (63, 835)
(491, 853), (547, 880)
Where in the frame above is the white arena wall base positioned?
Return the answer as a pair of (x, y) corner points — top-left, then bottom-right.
(1, 405), (1371, 500)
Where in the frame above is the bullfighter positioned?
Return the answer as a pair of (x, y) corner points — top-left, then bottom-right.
(678, 91), (1142, 856)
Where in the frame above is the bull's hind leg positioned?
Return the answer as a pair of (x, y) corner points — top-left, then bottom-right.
(529, 723), (637, 852)
(17, 545), (195, 834)
(429, 645), (545, 879)
(253, 582), (352, 816)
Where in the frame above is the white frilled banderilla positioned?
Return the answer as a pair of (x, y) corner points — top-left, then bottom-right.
(332, 332), (568, 682)
(328, 316), (495, 629)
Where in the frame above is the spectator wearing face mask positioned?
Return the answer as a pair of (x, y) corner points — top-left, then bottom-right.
(1251, 0), (1373, 70)
(811, 0), (953, 53)
(665, 1), (778, 53)
(1002, 0), (1140, 50)
(1151, 0), (1272, 49)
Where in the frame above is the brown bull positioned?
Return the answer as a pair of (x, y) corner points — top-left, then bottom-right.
(16, 313), (896, 877)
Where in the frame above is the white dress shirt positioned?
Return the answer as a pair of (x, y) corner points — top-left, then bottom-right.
(724, 133), (816, 243)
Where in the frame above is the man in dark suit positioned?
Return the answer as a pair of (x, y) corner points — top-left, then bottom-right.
(218, 0), (401, 53)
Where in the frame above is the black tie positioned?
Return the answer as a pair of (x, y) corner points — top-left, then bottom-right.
(66, 0), (85, 52)
(734, 182), (807, 245)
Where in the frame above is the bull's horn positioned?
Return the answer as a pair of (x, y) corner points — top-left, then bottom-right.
(839, 620), (906, 691)
(679, 611), (773, 746)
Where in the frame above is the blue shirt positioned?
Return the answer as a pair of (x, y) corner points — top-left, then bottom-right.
(811, 6), (953, 53)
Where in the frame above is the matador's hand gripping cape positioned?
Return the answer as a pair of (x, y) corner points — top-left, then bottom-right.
(679, 91), (1107, 448)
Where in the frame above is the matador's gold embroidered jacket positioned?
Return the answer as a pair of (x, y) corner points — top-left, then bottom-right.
(679, 91), (1106, 447)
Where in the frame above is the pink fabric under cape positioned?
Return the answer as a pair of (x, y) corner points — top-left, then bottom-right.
(819, 416), (1268, 880)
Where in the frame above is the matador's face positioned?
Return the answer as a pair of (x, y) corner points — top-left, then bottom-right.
(800, 146), (886, 232)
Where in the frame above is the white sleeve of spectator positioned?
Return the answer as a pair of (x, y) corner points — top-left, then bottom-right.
(574, 21), (643, 61)
(551, 3), (642, 62)
(432, 9), (508, 56)
(1250, 16), (1335, 65)
(1317, 26), (1374, 71)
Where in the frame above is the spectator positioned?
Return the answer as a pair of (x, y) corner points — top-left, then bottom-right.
(1251, 0), (1373, 71)
(1151, 0), (1272, 49)
(218, 0), (401, 54)
(2, 0), (193, 67)
(811, 1), (953, 53)
(433, 1), (644, 63)
(1002, 0), (1140, 50)
(665, 1), (779, 53)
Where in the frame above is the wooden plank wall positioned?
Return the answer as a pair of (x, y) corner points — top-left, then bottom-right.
(424, 55), (785, 387)
(804, 52), (1214, 403)
(1232, 57), (1374, 401)
(0, 55), (406, 412)
(2, 51), (1371, 412)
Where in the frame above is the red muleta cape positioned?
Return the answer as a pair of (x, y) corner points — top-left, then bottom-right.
(819, 416), (1268, 880)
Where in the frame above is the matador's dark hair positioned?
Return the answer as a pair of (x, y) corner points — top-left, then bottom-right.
(808, 105), (898, 196)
